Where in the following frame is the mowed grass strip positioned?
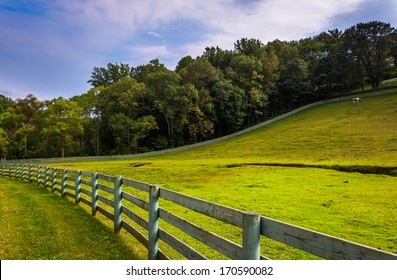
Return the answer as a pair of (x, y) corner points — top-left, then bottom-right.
(0, 177), (146, 260)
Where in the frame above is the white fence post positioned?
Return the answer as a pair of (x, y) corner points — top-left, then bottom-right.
(242, 211), (261, 260)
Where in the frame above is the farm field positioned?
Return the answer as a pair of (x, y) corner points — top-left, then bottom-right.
(0, 177), (146, 259)
(44, 90), (397, 259)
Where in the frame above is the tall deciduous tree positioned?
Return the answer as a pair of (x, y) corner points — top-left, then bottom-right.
(344, 21), (397, 90)
(88, 63), (131, 87)
(42, 98), (83, 158)
(0, 127), (7, 160)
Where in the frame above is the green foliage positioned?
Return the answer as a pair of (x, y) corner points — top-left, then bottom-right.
(41, 98), (83, 158)
(0, 127), (7, 159)
(344, 21), (397, 90)
(88, 62), (131, 87)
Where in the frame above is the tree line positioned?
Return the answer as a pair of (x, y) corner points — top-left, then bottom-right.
(1, 21), (396, 159)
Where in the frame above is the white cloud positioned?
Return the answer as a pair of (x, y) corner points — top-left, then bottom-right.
(148, 31), (161, 38)
(1, 0), (380, 99)
(48, 0), (367, 52)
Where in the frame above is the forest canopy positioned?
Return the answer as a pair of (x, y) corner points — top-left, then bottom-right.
(1, 21), (396, 159)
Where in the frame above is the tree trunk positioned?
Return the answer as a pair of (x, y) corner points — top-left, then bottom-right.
(60, 134), (65, 158)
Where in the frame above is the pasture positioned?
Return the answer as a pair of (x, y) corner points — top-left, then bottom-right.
(41, 90), (397, 259)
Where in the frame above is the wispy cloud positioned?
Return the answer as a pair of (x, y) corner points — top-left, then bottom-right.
(2, 0), (394, 100)
(148, 31), (161, 38)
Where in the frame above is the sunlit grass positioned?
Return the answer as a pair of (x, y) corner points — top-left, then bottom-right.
(45, 90), (397, 258)
(0, 177), (146, 260)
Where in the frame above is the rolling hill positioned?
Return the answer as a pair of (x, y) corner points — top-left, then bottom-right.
(47, 89), (397, 259)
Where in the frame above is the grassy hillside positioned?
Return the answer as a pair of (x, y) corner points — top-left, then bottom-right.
(47, 90), (397, 259)
(160, 89), (397, 166)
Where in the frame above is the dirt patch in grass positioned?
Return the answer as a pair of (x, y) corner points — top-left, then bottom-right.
(225, 162), (397, 176)
(129, 162), (152, 167)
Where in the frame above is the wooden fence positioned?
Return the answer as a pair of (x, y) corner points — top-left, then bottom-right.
(1, 162), (396, 260)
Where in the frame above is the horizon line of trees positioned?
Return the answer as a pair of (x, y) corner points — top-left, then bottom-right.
(1, 21), (396, 160)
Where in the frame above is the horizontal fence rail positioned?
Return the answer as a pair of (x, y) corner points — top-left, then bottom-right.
(1, 162), (396, 260)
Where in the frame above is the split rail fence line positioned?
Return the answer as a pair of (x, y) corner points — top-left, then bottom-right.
(1, 162), (396, 260)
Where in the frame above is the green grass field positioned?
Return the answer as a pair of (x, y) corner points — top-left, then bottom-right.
(30, 90), (397, 259)
(0, 177), (146, 259)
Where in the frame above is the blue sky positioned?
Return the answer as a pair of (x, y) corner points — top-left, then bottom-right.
(1, 0), (396, 101)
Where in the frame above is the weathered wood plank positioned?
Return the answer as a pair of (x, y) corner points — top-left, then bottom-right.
(53, 187), (62, 194)
(114, 176), (122, 233)
(91, 172), (98, 216)
(80, 170), (93, 177)
(159, 208), (242, 260)
(64, 191), (75, 199)
(160, 188), (243, 227)
(65, 176), (76, 182)
(98, 194), (114, 208)
(98, 183), (114, 194)
(148, 185), (159, 260)
(122, 191), (149, 211)
(122, 177), (151, 192)
(242, 212), (261, 260)
(80, 188), (92, 196)
(260, 216), (397, 260)
(121, 206), (149, 230)
(97, 206), (114, 220)
(98, 173), (116, 182)
(121, 220), (149, 248)
(65, 184), (74, 190)
(121, 221), (169, 260)
(80, 179), (91, 186)
(80, 197), (92, 207)
(158, 228), (207, 260)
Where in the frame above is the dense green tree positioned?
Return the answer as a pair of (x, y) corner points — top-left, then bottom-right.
(175, 55), (193, 73)
(0, 127), (7, 160)
(278, 58), (313, 110)
(202, 46), (235, 72)
(88, 63), (131, 87)
(72, 87), (104, 156)
(132, 59), (168, 82)
(96, 77), (156, 153)
(0, 94), (15, 114)
(41, 98), (83, 158)
(145, 70), (196, 147)
(226, 54), (267, 124)
(344, 21), (397, 90)
(212, 79), (246, 134)
(0, 107), (25, 158)
(14, 94), (43, 157)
